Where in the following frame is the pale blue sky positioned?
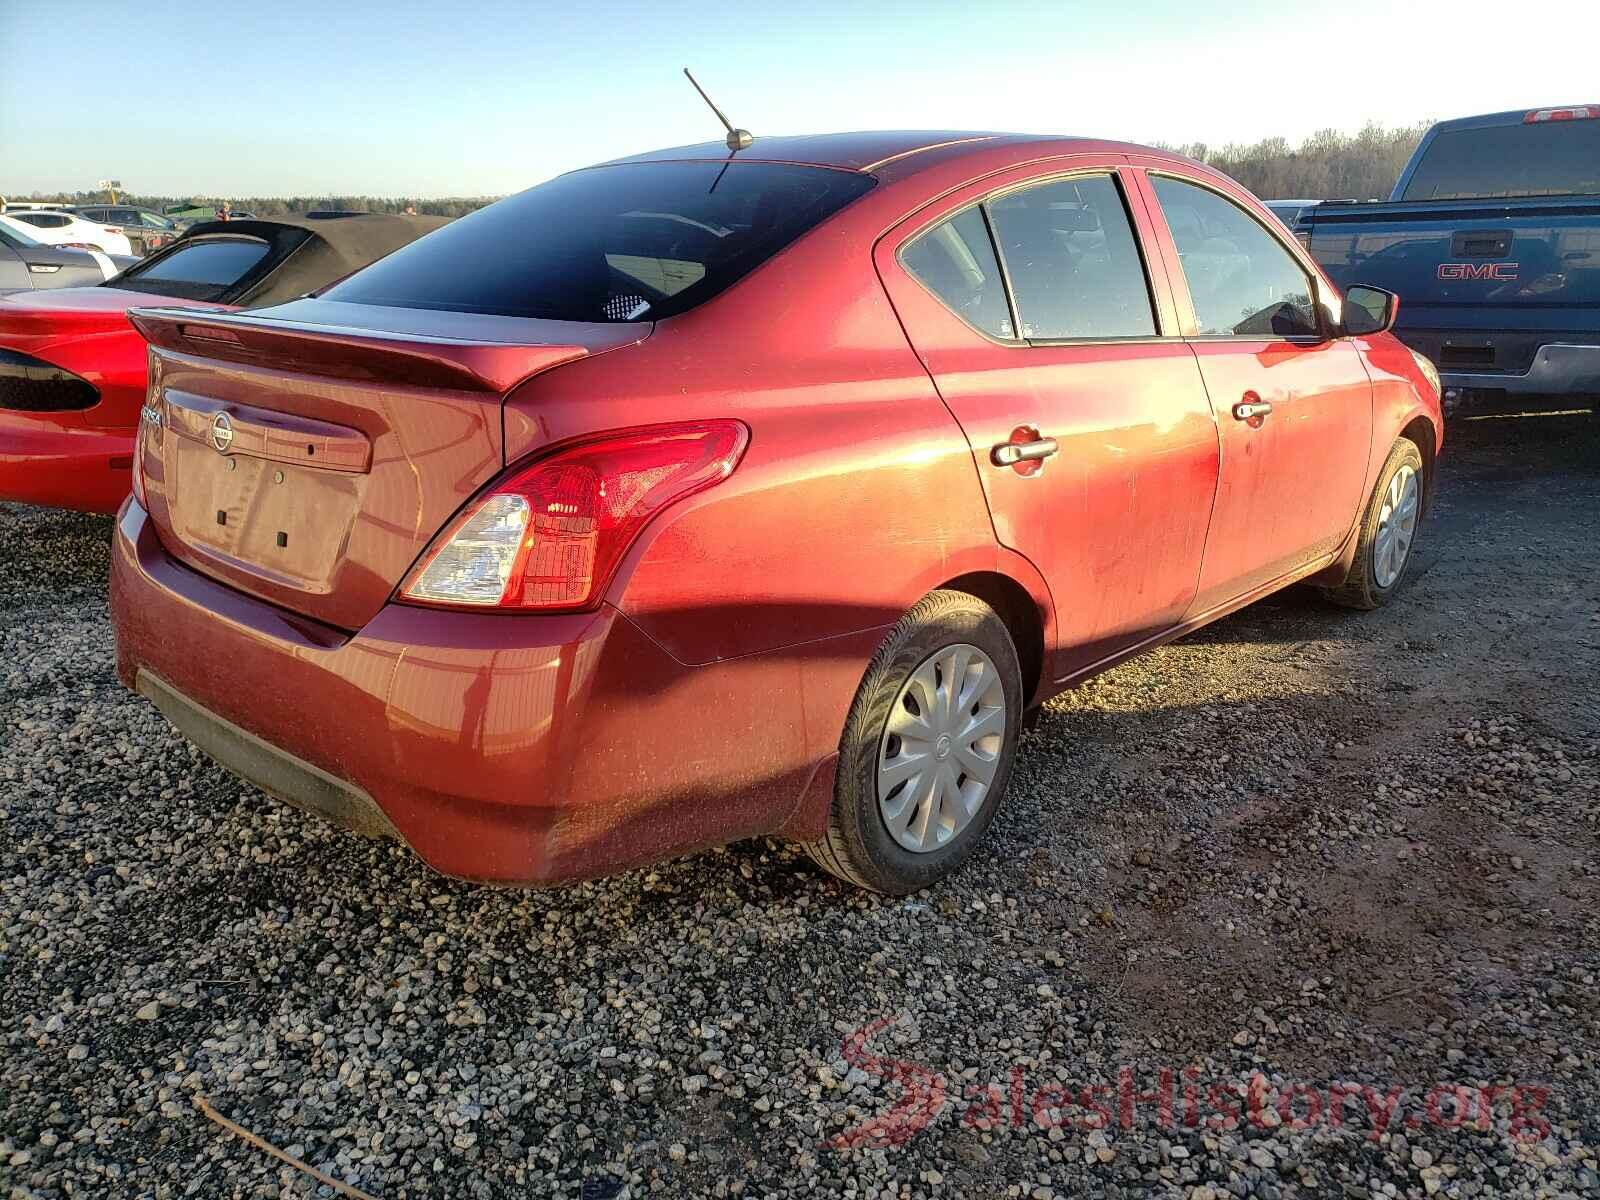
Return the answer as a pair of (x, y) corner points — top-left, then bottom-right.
(3, 0), (1597, 198)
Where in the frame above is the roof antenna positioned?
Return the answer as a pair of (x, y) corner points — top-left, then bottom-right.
(683, 68), (754, 152)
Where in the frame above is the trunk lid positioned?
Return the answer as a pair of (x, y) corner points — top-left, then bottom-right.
(128, 299), (647, 630)
(0, 286), (218, 343)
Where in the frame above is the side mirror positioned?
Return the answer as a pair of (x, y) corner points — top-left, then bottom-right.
(1343, 285), (1399, 336)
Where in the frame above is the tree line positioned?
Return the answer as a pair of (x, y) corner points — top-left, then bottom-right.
(1, 191), (494, 218)
(1169, 122), (1430, 201)
(5, 123), (1432, 213)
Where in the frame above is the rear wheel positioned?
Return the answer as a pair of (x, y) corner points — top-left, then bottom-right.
(803, 590), (1023, 894)
(1323, 436), (1425, 610)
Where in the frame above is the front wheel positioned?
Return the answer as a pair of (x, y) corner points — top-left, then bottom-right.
(802, 590), (1024, 894)
(1322, 436), (1425, 610)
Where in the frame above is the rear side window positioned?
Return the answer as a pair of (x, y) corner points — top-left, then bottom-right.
(1402, 121), (1600, 200)
(1151, 177), (1319, 339)
(987, 175), (1156, 340)
(901, 207), (1014, 339)
(118, 237), (272, 301)
(324, 161), (876, 322)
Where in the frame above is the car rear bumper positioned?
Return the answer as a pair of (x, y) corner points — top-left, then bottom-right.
(1441, 343), (1600, 399)
(111, 499), (840, 885)
(0, 412), (133, 514)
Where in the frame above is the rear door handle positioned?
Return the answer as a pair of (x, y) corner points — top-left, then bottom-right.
(1233, 400), (1273, 421)
(991, 437), (1059, 466)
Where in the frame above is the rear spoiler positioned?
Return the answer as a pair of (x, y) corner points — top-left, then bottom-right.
(126, 307), (637, 394)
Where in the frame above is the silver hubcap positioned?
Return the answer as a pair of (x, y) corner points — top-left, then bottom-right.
(1373, 463), (1420, 589)
(876, 643), (1007, 854)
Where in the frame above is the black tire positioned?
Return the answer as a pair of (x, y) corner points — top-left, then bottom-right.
(1322, 436), (1426, 610)
(802, 589), (1024, 894)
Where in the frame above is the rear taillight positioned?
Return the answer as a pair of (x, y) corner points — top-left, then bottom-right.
(1524, 105), (1599, 123)
(0, 349), (100, 412)
(399, 420), (749, 612)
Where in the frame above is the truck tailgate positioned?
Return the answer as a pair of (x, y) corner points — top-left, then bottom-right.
(1309, 199), (1600, 373)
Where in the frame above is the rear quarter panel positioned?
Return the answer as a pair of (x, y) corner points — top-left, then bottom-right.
(504, 223), (1011, 666)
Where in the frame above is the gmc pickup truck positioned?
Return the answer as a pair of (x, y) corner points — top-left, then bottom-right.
(1302, 105), (1600, 414)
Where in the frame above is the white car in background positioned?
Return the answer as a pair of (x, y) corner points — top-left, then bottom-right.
(0, 210), (133, 256)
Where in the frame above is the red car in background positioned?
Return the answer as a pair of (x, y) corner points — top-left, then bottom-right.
(0, 213), (446, 513)
(111, 132), (1442, 894)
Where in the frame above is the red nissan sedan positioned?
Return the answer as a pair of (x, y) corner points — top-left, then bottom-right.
(110, 132), (1442, 893)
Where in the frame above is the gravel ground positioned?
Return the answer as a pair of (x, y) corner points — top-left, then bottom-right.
(3, 413), (1598, 1200)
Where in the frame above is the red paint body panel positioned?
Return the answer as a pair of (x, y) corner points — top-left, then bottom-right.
(1183, 338), (1373, 611)
(112, 501), (857, 881)
(0, 288), (222, 514)
(108, 134), (1443, 886)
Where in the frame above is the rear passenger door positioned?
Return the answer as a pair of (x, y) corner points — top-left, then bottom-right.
(877, 164), (1222, 680)
(1138, 171), (1373, 612)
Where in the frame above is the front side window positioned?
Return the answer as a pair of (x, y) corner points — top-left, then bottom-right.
(900, 207), (1014, 339)
(117, 237), (273, 301)
(987, 174), (1157, 340)
(1151, 176), (1319, 338)
(324, 161), (875, 322)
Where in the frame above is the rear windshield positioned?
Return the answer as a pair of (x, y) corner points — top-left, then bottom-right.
(322, 160), (876, 322)
(1402, 120), (1600, 200)
(115, 237), (273, 302)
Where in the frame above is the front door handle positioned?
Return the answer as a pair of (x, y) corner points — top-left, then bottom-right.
(1233, 399), (1273, 422)
(991, 437), (1059, 466)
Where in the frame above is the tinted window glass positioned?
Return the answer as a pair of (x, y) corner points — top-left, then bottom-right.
(325, 161), (875, 322)
(1151, 177), (1318, 338)
(986, 175), (1156, 340)
(901, 207), (1013, 339)
(78, 208), (108, 221)
(16, 213), (66, 228)
(0, 220), (43, 249)
(119, 237), (272, 301)
(1402, 121), (1600, 200)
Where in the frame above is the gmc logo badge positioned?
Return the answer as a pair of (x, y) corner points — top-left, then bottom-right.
(1438, 262), (1519, 281)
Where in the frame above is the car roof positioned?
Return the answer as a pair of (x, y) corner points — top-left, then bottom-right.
(601, 130), (1176, 179)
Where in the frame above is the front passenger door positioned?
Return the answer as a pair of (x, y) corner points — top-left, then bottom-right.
(1143, 173), (1373, 613)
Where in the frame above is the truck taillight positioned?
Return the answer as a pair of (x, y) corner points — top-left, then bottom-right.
(1524, 106), (1600, 123)
(399, 420), (749, 612)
